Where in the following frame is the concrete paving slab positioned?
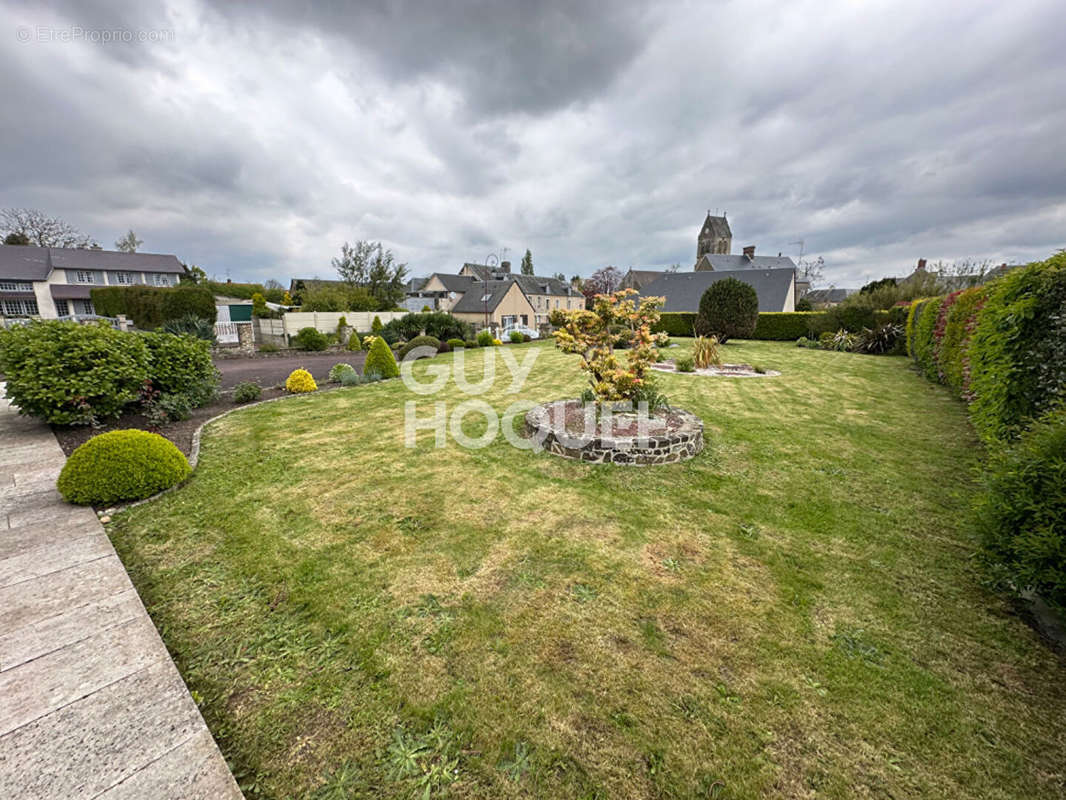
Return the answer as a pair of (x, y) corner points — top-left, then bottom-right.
(0, 533), (112, 588)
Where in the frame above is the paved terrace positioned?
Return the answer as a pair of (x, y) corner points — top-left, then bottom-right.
(0, 392), (242, 799)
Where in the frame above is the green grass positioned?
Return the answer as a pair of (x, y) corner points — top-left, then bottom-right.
(108, 340), (1066, 799)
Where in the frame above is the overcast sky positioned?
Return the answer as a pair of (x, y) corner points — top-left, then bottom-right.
(2, 0), (1064, 287)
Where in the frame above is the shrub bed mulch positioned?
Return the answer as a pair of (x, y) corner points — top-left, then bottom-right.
(651, 360), (779, 377)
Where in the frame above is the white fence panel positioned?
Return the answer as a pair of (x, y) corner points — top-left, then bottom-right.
(215, 321), (240, 344)
(281, 310), (407, 337)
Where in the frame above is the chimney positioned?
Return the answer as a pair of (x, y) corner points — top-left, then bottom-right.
(917, 258), (927, 271)
(743, 245), (755, 261)
(500, 261), (511, 273)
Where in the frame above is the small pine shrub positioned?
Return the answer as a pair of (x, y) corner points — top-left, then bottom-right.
(364, 335), (400, 378)
(675, 355), (695, 372)
(285, 368), (317, 393)
(476, 330), (494, 347)
(328, 362), (356, 383)
(347, 331), (362, 351)
(293, 327), (328, 351)
(371, 315), (384, 333)
(233, 381), (262, 403)
(57, 430), (191, 505)
(398, 335), (442, 361)
(447, 338), (466, 349)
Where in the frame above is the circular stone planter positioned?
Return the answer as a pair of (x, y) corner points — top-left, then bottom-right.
(651, 361), (780, 378)
(525, 399), (703, 466)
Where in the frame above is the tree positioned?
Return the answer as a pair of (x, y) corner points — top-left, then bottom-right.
(696, 278), (759, 343)
(115, 230), (142, 253)
(796, 296), (813, 311)
(552, 271), (566, 282)
(3, 232), (30, 246)
(1, 208), (97, 248)
(553, 288), (668, 403)
(521, 249), (534, 275)
(333, 240), (408, 309)
(667, 263), (681, 272)
(251, 292), (269, 318)
(796, 255), (825, 287)
(180, 264), (207, 284)
(581, 265), (623, 304)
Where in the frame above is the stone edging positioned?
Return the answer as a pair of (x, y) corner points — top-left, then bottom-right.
(525, 400), (703, 466)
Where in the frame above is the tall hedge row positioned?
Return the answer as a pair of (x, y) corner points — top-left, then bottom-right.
(654, 309), (900, 340)
(91, 285), (216, 329)
(905, 252), (1066, 608)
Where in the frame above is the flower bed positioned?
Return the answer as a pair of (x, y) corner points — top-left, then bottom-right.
(651, 360), (779, 378)
(525, 399), (703, 465)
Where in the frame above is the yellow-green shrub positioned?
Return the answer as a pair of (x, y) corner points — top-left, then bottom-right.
(364, 336), (399, 378)
(57, 430), (190, 505)
(285, 368), (317, 393)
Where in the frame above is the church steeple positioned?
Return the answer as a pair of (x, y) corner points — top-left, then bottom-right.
(697, 211), (732, 260)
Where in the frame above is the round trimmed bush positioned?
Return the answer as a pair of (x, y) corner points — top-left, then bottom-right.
(364, 335), (400, 378)
(398, 335), (441, 361)
(447, 338), (466, 350)
(285, 368), (317, 393)
(696, 278), (759, 343)
(57, 430), (191, 505)
(233, 380), (262, 403)
(292, 327), (328, 351)
(328, 362), (356, 383)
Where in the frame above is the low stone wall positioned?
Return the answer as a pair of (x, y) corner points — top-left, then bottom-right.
(525, 400), (704, 466)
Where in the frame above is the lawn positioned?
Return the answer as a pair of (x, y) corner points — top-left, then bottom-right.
(108, 340), (1066, 799)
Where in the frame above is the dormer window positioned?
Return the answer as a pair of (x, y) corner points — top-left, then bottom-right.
(114, 272), (135, 285)
(75, 270), (95, 284)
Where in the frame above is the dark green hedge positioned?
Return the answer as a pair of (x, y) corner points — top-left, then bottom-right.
(651, 312), (697, 336)
(91, 285), (216, 329)
(752, 312), (826, 340)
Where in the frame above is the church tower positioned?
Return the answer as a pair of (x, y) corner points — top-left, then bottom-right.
(697, 212), (732, 260)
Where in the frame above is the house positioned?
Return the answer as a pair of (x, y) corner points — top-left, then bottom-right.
(804, 288), (853, 308)
(695, 245), (796, 273)
(0, 245), (185, 319)
(620, 269), (666, 291)
(413, 260), (582, 329)
(639, 268), (798, 313)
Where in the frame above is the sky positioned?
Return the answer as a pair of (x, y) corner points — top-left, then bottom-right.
(1, 0), (1064, 289)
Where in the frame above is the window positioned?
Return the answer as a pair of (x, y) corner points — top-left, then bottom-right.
(152, 273), (172, 286)
(54, 299), (69, 316)
(75, 299), (95, 316)
(113, 271), (135, 285)
(0, 280), (32, 292)
(75, 270), (95, 284)
(1, 298), (39, 316)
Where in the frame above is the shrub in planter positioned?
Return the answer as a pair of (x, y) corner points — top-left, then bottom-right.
(976, 406), (1066, 608)
(0, 320), (149, 425)
(696, 278), (759, 342)
(56, 430), (191, 505)
(233, 380), (262, 403)
(293, 327), (328, 351)
(509, 330), (525, 344)
(141, 331), (219, 408)
(675, 355), (695, 372)
(364, 335), (400, 378)
(347, 331), (362, 351)
(447, 338), (466, 349)
(285, 368), (317, 393)
(328, 362), (357, 383)
(476, 330), (494, 347)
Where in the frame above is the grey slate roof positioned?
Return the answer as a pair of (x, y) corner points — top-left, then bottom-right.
(620, 269), (665, 291)
(429, 273), (477, 293)
(462, 263), (499, 281)
(48, 248), (185, 273)
(511, 274), (574, 296)
(0, 245), (184, 280)
(0, 246), (52, 280)
(405, 277), (429, 293)
(451, 279), (516, 313)
(804, 288), (852, 304)
(696, 253), (796, 271)
(640, 268), (796, 313)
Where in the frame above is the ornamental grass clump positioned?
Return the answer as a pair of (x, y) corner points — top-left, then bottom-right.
(57, 430), (191, 505)
(553, 288), (668, 403)
(285, 368), (317, 393)
(692, 335), (721, 369)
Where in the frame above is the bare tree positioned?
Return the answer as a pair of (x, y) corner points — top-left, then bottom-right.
(115, 229), (142, 253)
(1, 208), (96, 248)
(796, 255), (825, 287)
(582, 265), (623, 301)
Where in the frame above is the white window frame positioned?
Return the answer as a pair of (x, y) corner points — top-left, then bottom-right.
(0, 280), (33, 292)
(113, 271), (135, 285)
(1, 298), (39, 316)
(152, 273), (172, 286)
(75, 270), (96, 284)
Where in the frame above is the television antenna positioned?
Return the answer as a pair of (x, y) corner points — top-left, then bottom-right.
(790, 240), (805, 260)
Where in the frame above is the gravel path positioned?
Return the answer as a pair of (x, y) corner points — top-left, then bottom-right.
(214, 351), (367, 389)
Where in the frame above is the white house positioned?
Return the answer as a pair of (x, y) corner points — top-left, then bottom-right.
(0, 245), (186, 319)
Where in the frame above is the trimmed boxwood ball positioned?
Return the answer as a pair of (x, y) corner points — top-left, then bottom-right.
(398, 335), (441, 361)
(696, 278), (759, 343)
(364, 335), (400, 378)
(57, 430), (191, 505)
(285, 368), (317, 393)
